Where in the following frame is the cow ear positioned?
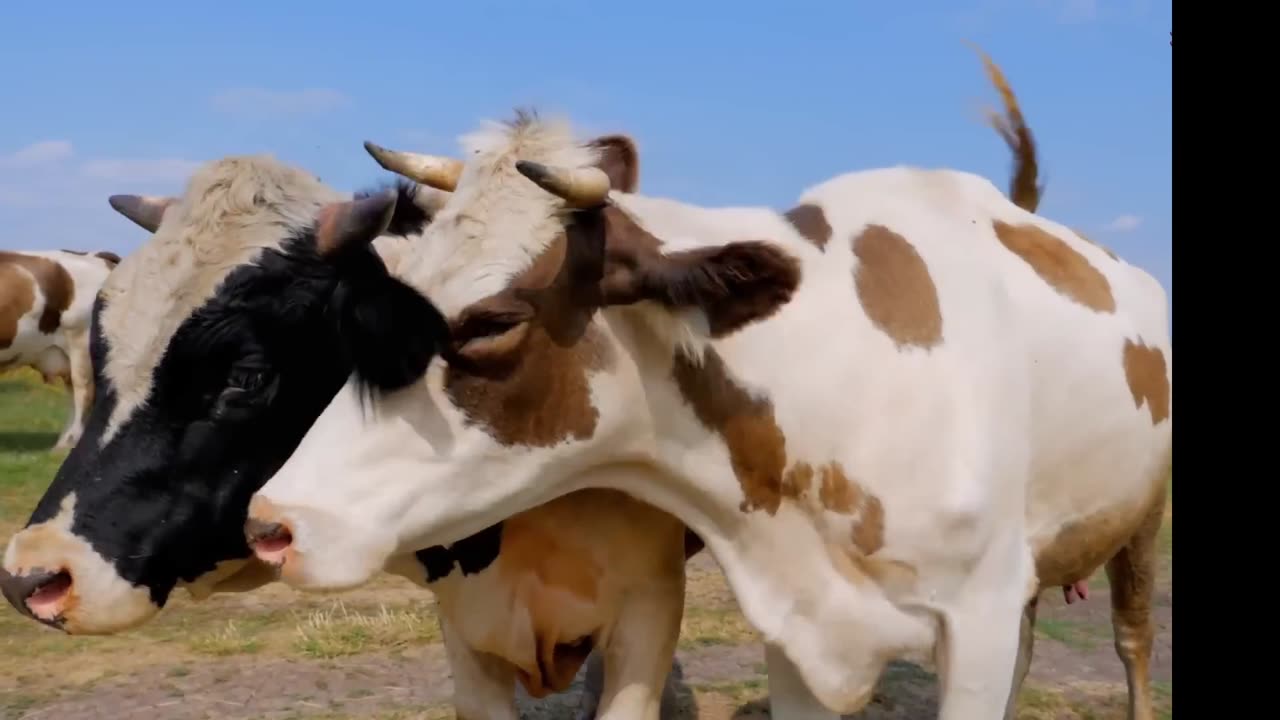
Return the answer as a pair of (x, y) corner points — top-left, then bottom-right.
(335, 264), (451, 392)
(581, 209), (801, 338)
(315, 190), (397, 258)
(587, 135), (639, 193)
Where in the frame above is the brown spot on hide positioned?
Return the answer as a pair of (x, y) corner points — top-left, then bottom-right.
(851, 225), (944, 350)
(852, 494), (885, 556)
(1122, 339), (1170, 425)
(1035, 452), (1171, 588)
(0, 252), (73, 334)
(788, 461), (886, 555)
(992, 221), (1116, 313)
(783, 203), (832, 249)
(445, 231), (614, 448)
(819, 464), (857, 513)
(0, 262), (35, 349)
(672, 348), (787, 514)
(781, 462), (814, 500)
(595, 206), (801, 338)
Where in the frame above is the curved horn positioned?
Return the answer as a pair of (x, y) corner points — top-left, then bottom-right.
(363, 141), (462, 192)
(315, 190), (398, 257)
(514, 161), (610, 209)
(107, 194), (175, 233)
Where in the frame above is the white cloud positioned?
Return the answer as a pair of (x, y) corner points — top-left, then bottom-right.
(80, 157), (201, 184)
(0, 140), (75, 168)
(0, 142), (199, 212)
(209, 87), (350, 116)
(0, 145), (201, 255)
(1104, 214), (1142, 232)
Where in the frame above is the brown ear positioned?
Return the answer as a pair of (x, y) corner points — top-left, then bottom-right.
(588, 135), (639, 193)
(315, 190), (397, 257)
(588, 208), (801, 338)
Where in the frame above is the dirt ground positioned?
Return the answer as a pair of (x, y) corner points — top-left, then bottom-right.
(0, 372), (1171, 719)
(0, 548), (1171, 720)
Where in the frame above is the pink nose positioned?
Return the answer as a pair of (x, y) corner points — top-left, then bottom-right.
(245, 518), (293, 566)
(0, 566), (73, 628)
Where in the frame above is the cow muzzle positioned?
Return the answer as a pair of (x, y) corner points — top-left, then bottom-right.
(245, 494), (395, 591)
(2, 526), (158, 634)
(0, 566), (72, 628)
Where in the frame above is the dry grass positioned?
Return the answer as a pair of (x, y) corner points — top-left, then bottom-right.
(292, 600), (443, 659)
(188, 620), (265, 656)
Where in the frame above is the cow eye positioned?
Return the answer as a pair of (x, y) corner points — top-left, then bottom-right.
(212, 366), (276, 423)
(227, 366), (269, 393)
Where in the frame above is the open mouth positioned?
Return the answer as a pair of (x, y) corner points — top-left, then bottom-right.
(0, 567), (72, 629)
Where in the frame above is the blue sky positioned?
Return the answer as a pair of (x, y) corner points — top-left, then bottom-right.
(0, 0), (1171, 297)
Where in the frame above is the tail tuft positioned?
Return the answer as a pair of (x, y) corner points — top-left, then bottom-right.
(966, 42), (1044, 213)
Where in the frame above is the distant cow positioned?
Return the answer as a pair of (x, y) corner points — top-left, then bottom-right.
(0, 249), (120, 449)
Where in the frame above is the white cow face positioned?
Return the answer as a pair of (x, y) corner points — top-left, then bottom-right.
(247, 114), (799, 591)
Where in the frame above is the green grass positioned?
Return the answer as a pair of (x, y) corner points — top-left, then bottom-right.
(0, 369), (67, 533)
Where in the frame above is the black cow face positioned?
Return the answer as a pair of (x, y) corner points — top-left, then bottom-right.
(0, 179), (448, 634)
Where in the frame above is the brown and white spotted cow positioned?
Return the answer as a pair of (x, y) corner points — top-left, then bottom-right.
(0, 248), (120, 450)
(243, 59), (1171, 720)
(0, 158), (691, 719)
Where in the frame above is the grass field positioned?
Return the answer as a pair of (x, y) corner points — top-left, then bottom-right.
(0, 368), (1171, 719)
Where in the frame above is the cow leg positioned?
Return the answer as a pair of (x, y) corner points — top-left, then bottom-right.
(934, 533), (1028, 720)
(1103, 493), (1166, 720)
(441, 616), (517, 720)
(1002, 595), (1039, 720)
(578, 651), (683, 720)
(54, 331), (91, 451)
(764, 643), (840, 720)
(590, 576), (684, 720)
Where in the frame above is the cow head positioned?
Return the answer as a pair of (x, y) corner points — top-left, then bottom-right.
(247, 112), (799, 591)
(0, 155), (446, 634)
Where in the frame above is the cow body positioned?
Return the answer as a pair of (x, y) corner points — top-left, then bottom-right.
(0, 249), (119, 449)
(246, 104), (1169, 719)
(1, 158), (690, 719)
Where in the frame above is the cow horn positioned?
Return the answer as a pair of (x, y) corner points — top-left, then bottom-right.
(314, 190), (398, 257)
(514, 161), (610, 209)
(107, 194), (175, 233)
(363, 141), (462, 192)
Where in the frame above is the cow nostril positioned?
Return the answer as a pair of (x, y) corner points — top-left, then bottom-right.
(0, 567), (72, 624)
(26, 571), (72, 615)
(245, 519), (293, 564)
